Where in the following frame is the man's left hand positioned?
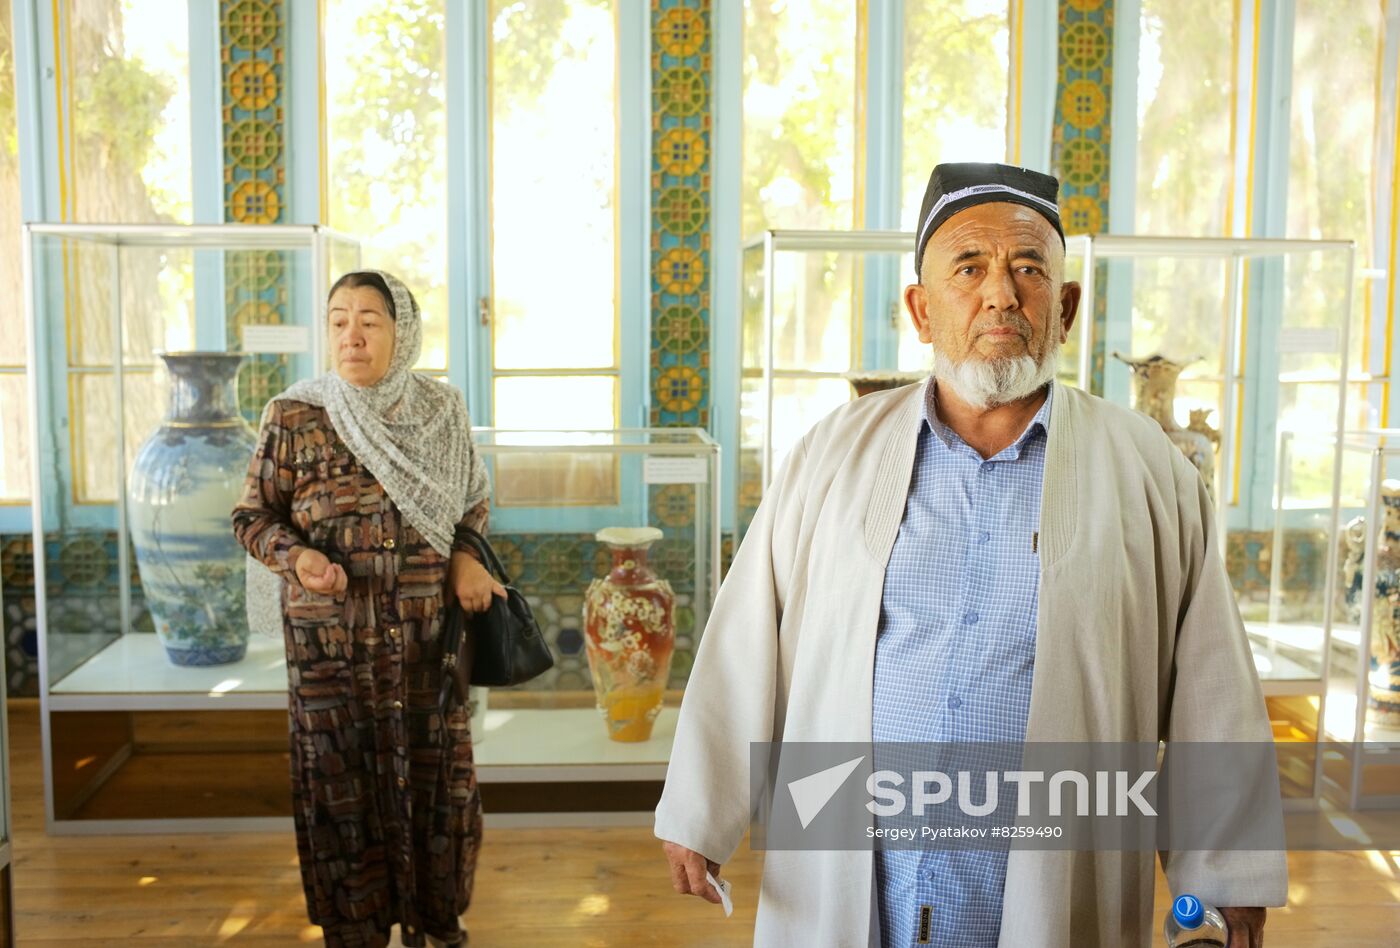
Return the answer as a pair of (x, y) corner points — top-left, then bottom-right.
(1220, 907), (1266, 948)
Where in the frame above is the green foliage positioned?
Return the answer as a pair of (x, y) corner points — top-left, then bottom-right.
(0, 0), (16, 165)
(1136, 0), (1234, 237)
(72, 55), (174, 174)
(490, 0), (574, 109)
(330, 0), (446, 202)
(901, 1), (1007, 215)
(741, 0), (856, 237)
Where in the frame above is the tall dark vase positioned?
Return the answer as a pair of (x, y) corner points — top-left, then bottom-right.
(127, 352), (258, 666)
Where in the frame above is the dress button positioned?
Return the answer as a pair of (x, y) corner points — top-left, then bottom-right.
(393, 700), (404, 710)
(384, 538), (396, 550)
(948, 696), (962, 710)
(397, 776), (407, 789)
(963, 611), (978, 625)
(389, 626), (401, 639)
(405, 925), (415, 935)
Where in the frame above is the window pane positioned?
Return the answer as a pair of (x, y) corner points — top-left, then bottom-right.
(0, 0), (23, 368)
(770, 251), (855, 372)
(1136, 0), (1234, 235)
(326, 0), (449, 371)
(72, 370), (164, 504)
(742, 0), (858, 235)
(490, 0), (616, 372)
(68, 0), (191, 222)
(493, 376), (616, 430)
(900, 0), (1010, 229)
(0, 0), (29, 501)
(1287, 1), (1384, 378)
(1126, 255), (1229, 378)
(0, 374), (30, 502)
(1288, 2), (1382, 256)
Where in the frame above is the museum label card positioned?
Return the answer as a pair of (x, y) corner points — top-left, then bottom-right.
(643, 456), (708, 484)
(243, 325), (312, 354)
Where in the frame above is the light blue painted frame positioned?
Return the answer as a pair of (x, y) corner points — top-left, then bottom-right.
(1100, 0), (1139, 410)
(446, 0), (490, 410)
(1238, 0), (1295, 530)
(860, 0), (905, 374)
(188, 0), (225, 352)
(709, 0), (741, 533)
(3, 0), (49, 533)
(1012, 0), (1058, 173)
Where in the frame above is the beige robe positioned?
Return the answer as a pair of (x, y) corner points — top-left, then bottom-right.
(654, 381), (1287, 947)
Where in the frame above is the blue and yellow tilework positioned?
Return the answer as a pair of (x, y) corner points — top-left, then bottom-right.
(651, 0), (712, 428)
(221, 0), (291, 422)
(1052, 0), (1112, 392)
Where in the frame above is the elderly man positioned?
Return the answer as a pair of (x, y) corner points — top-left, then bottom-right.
(655, 163), (1285, 947)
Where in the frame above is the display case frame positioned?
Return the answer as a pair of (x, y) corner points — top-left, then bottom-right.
(1316, 431), (1400, 809)
(21, 225), (721, 837)
(466, 428), (720, 810)
(23, 223), (364, 834)
(740, 230), (1357, 725)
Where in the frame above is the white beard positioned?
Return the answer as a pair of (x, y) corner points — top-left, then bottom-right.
(932, 339), (1060, 410)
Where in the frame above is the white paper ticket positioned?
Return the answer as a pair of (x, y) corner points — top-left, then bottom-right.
(706, 870), (734, 918)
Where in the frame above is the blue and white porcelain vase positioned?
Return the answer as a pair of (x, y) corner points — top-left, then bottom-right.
(128, 352), (258, 666)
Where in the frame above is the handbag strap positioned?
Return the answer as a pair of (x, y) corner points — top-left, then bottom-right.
(456, 526), (515, 585)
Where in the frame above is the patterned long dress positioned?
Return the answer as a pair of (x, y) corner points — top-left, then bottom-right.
(232, 399), (486, 948)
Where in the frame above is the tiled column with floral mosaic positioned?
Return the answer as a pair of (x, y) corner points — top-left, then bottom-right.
(222, 0), (291, 422)
(1052, 0), (1113, 393)
(649, 0), (712, 687)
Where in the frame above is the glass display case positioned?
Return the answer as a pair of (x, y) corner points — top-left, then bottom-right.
(20, 227), (720, 834)
(1315, 431), (1400, 809)
(740, 230), (1358, 772)
(467, 428), (720, 822)
(23, 224), (361, 833)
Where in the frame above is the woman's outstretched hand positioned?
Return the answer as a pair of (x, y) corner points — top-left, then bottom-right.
(294, 548), (347, 595)
(449, 551), (507, 613)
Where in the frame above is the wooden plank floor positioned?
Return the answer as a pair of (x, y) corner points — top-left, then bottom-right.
(5, 701), (1399, 945)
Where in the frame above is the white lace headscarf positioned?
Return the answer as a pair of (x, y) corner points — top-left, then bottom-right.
(273, 269), (489, 553)
(245, 270), (489, 637)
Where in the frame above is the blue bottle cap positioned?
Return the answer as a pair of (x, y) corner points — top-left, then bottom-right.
(1173, 894), (1205, 929)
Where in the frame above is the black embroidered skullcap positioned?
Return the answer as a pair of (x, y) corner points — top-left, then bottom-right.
(914, 162), (1065, 278)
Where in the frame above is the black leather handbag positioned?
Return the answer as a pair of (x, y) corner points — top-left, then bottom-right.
(439, 527), (554, 712)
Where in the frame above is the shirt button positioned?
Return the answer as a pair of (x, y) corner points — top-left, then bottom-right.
(919, 868), (934, 881)
(978, 531), (990, 544)
(384, 538), (396, 550)
(948, 696), (962, 710)
(983, 462), (996, 472)
(963, 611), (978, 625)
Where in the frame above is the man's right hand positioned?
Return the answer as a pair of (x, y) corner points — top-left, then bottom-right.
(294, 548), (347, 596)
(662, 840), (723, 904)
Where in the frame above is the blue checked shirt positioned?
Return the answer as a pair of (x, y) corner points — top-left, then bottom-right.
(871, 381), (1050, 948)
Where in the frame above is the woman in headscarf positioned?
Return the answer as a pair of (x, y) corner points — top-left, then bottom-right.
(233, 270), (501, 948)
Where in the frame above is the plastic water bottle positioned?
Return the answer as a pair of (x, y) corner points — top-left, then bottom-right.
(1164, 894), (1229, 947)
